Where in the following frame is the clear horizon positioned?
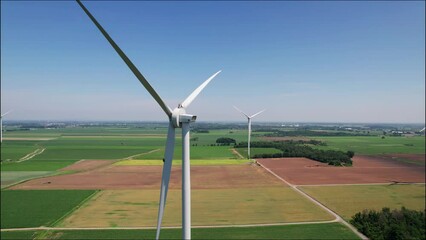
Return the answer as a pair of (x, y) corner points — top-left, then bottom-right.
(1, 1), (425, 123)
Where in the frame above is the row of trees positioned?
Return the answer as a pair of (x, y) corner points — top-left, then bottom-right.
(350, 207), (425, 240)
(264, 130), (370, 137)
(215, 137), (236, 146)
(235, 141), (353, 166)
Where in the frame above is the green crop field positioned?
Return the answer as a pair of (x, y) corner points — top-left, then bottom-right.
(300, 184), (426, 220)
(0, 231), (38, 240)
(311, 136), (425, 155)
(235, 147), (283, 158)
(0, 171), (53, 188)
(1, 190), (96, 228)
(0, 223), (359, 239)
(0, 141), (42, 162)
(30, 147), (154, 161)
(1, 160), (75, 171)
(3, 126), (168, 138)
(115, 159), (250, 166)
(137, 146), (236, 160)
(29, 137), (162, 161)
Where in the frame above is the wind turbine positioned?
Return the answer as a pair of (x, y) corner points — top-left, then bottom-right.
(76, 1), (221, 239)
(1, 111), (11, 143)
(233, 106), (265, 159)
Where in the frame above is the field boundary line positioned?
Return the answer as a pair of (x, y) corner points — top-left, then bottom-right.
(50, 190), (101, 228)
(299, 182), (426, 187)
(257, 161), (368, 240)
(231, 148), (244, 159)
(0, 219), (339, 231)
(59, 160), (118, 174)
(17, 148), (45, 162)
(122, 148), (162, 160)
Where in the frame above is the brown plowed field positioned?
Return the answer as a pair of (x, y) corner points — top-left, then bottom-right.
(10, 164), (285, 190)
(60, 160), (114, 172)
(257, 156), (425, 185)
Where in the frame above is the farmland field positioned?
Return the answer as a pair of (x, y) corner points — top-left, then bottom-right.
(0, 190), (96, 228)
(1, 160), (75, 171)
(30, 137), (160, 161)
(300, 184), (426, 220)
(1, 171), (53, 188)
(60, 188), (333, 227)
(0, 231), (38, 240)
(136, 146), (237, 160)
(1, 124), (424, 239)
(235, 147), (283, 158)
(9, 164), (284, 190)
(0, 223), (360, 239)
(258, 156), (425, 185)
(115, 159), (250, 166)
(312, 136), (425, 155)
(0, 141), (43, 162)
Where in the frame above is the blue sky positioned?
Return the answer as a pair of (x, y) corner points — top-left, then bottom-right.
(1, 1), (425, 123)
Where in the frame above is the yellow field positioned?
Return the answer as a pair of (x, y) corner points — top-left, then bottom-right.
(300, 184), (426, 220)
(60, 188), (334, 227)
(114, 159), (250, 166)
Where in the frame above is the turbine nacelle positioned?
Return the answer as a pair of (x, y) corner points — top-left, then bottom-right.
(171, 107), (196, 128)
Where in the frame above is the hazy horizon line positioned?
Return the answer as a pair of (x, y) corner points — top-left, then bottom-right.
(3, 119), (425, 125)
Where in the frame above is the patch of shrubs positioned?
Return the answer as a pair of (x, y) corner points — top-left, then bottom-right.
(350, 207), (425, 240)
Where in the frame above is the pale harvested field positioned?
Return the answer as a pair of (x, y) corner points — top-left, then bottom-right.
(60, 160), (114, 172)
(60, 188), (334, 227)
(300, 184), (426, 220)
(3, 137), (56, 141)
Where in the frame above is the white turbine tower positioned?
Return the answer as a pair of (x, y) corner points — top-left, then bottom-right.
(233, 106), (265, 159)
(1, 111), (11, 143)
(76, 1), (221, 239)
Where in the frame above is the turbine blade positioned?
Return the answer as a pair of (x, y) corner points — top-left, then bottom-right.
(179, 70), (221, 109)
(76, 0), (172, 117)
(1, 111), (11, 117)
(233, 106), (249, 119)
(250, 109), (266, 118)
(156, 122), (176, 240)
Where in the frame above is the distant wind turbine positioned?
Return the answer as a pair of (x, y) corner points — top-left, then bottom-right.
(76, 1), (221, 239)
(233, 106), (265, 159)
(1, 111), (11, 143)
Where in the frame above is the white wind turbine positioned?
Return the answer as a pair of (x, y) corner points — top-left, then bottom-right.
(76, 1), (221, 239)
(234, 106), (265, 159)
(1, 111), (11, 143)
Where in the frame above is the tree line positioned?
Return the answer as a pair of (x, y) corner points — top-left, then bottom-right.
(235, 141), (354, 166)
(351, 207), (425, 240)
(264, 130), (370, 137)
